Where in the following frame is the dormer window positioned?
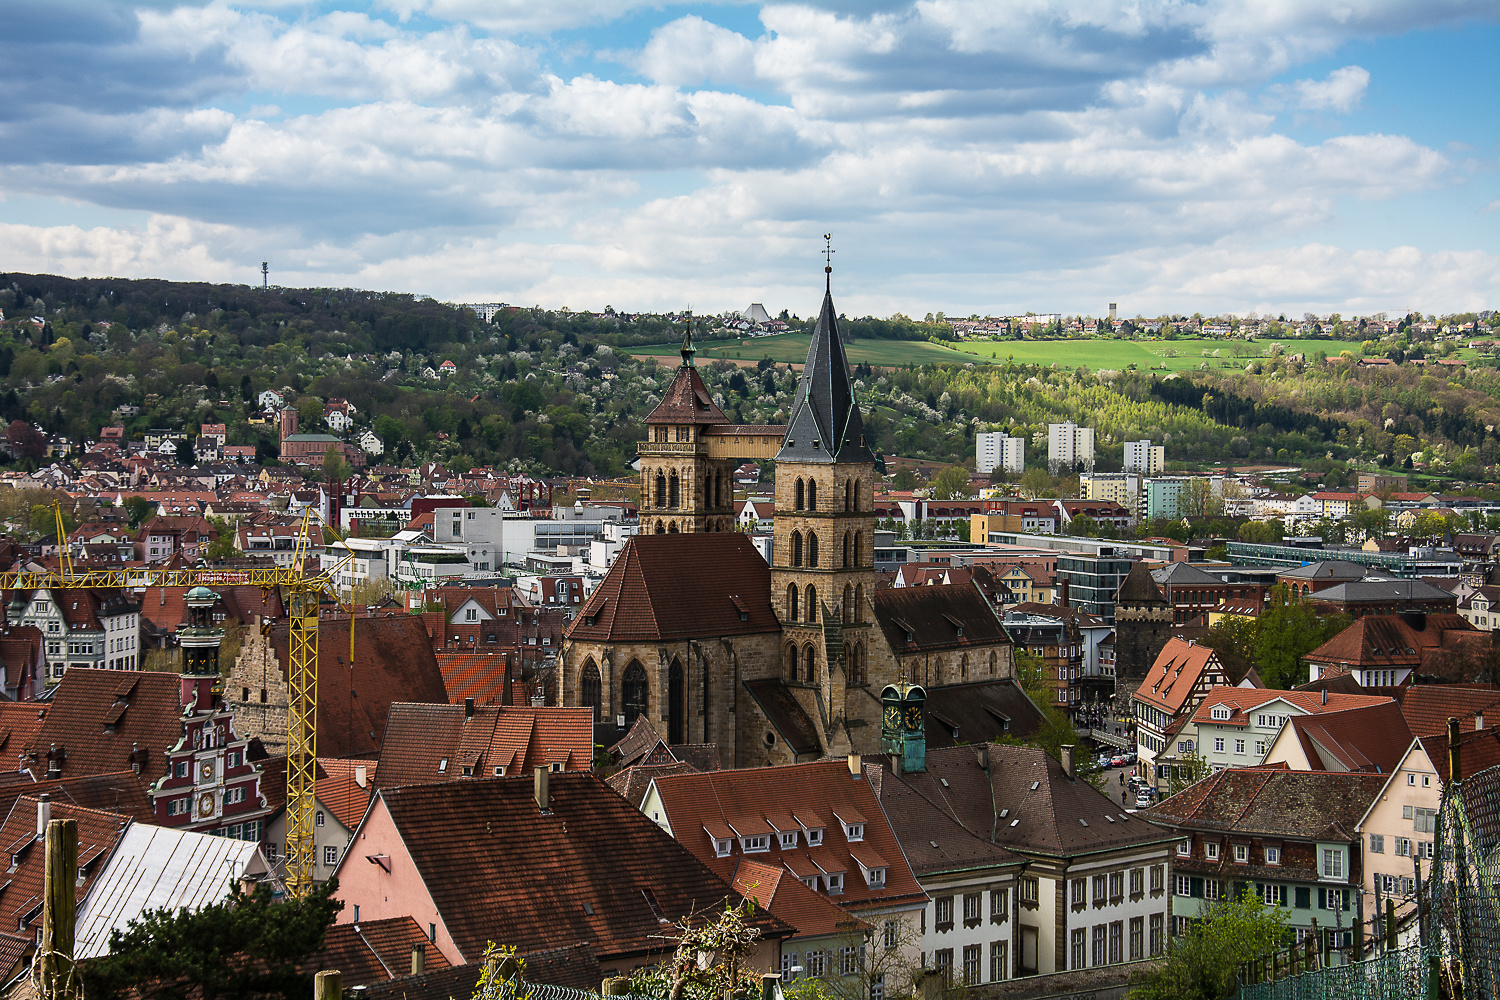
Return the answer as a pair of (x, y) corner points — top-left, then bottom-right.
(714, 837), (733, 857)
(866, 867), (886, 887)
(1211, 706), (1231, 721)
(779, 831), (798, 850)
(741, 834), (770, 853)
(825, 872), (843, 894)
(843, 822), (865, 842)
(806, 827), (824, 847)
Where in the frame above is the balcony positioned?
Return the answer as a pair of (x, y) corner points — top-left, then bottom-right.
(637, 441), (708, 456)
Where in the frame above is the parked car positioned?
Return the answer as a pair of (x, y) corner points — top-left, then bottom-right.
(1135, 791), (1153, 809)
(1097, 754), (1114, 769)
(1111, 754), (1131, 767)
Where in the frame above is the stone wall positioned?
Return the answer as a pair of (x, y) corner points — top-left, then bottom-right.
(226, 618), (289, 756)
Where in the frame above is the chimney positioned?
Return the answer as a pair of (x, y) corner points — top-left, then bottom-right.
(534, 766), (550, 812)
(411, 943), (425, 977)
(847, 754), (862, 779)
(355, 765), (367, 788)
(1060, 579), (1070, 608)
(1449, 717), (1461, 783)
(465, 697), (475, 720)
(36, 794), (50, 838)
(1061, 745), (1075, 781)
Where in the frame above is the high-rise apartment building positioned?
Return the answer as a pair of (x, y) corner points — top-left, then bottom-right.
(1047, 421), (1095, 473)
(975, 431), (1025, 475)
(1123, 440), (1165, 476)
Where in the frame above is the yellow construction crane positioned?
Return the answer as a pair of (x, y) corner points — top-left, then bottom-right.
(0, 506), (352, 893)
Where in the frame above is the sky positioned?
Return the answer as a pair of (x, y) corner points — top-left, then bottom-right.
(0, 1), (1496, 319)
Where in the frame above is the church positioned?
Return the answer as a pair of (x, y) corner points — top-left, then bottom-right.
(560, 269), (1018, 767)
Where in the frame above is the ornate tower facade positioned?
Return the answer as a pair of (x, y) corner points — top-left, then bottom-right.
(772, 270), (880, 716)
(638, 329), (738, 534)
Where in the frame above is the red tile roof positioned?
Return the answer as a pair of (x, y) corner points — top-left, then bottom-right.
(434, 652), (514, 707)
(318, 758), (378, 830)
(375, 705), (594, 788)
(0, 797), (128, 937)
(1416, 727), (1500, 783)
(1147, 768), (1387, 843)
(731, 857), (868, 940)
(29, 670), (183, 783)
(0, 770), (153, 825)
(1306, 614), (1475, 673)
(873, 583), (1012, 655)
(565, 534), (779, 644)
(1280, 702), (1413, 773)
(648, 759), (928, 914)
(1398, 685), (1500, 736)
(138, 584), (284, 635)
(1134, 638), (1227, 716)
(305, 917), (450, 986)
(644, 366), (728, 425)
(356, 774), (791, 964)
(1190, 687), (1395, 727)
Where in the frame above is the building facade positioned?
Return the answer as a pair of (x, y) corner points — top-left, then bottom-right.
(976, 432), (1025, 475)
(1047, 422), (1095, 473)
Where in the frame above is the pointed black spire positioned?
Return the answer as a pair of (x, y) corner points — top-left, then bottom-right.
(777, 262), (873, 466)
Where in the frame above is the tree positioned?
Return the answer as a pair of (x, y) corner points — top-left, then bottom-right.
(322, 446), (351, 485)
(175, 436), (195, 466)
(124, 495), (156, 528)
(202, 516), (241, 561)
(84, 877), (343, 1000)
(784, 915), (927, 1000)
(1349, 507), (1389, 544)
(928, 465), (973, 500)
(1252, 586), (1351, 688)
(1197, 614), (1260, 682)
(1006, 652), (1104, 789)
(1411, 510), (1448, 540)
(30, 502), (76, 540)
(892, 467), (917, 491)
(1236, 519), (1283, 544)
(627, 900), (767, 1000)
(1127, 887), (1289, 1000)
(1070, 514), (1100, 537)
(5, 419), (44, 460)
(1181, 478), (1222, 519)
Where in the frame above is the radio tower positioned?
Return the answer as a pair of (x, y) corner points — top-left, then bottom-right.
(261, 262), (269, 289)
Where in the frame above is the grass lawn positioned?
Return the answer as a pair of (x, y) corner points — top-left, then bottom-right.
(626, 333), (1480, 372)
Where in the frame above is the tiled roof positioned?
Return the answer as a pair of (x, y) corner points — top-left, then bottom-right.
(922, 680), (1046, 749)
(644, 364), (728, 425)
(31, 670), (184, 784)
(730, 856), (868, 939)
(609, 714), (665, 767)
(305, 917), (451, 987)
(0, 797), (128, 938)
(566, 534), (779, 644)
(265, 616), (449, 759)
(875, 772), (1025, 876)
(318, 759), (378, 829)
(0, 770), (153, 825)
(873, 583), (1011, 654)
(0, 701), (47, 762)
(1145, 768), (1387, 841)
(365, 774), (791, 963)
(434, 653), (513, 707)
(1308, 580), (1457, 606)
(375, 704), (594, 788)
(1281, 702), (1412, 773)
(1133, 638), (1225, 716)
(1398, 685), (1500, 736)
(1116, 562), (1167, 605)
(607, 762), (700, 808)
(1306, 614), (1475, 671)
(138, 584), (283, 635)
(1010, 601), (1105, 626)
(1416, 728), (1500, 783)
(880, 743), (1172, 859)
(777, 286), (874, 466)
(1189, 688), (1395, 728)
(648, 758), (928, 913)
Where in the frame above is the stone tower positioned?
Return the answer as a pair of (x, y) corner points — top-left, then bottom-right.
(772, 267), (880, 731)
(638, 326), (738, 535)
(1112, 561), (1173, 701)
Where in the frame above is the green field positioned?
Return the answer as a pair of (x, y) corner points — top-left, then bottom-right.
(627, 333), (1396, 371)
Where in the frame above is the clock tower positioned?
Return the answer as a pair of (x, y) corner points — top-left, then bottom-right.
(880, 682), (926, 773)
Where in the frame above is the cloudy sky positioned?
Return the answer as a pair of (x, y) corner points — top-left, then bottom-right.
(1, 1), (1496, 318)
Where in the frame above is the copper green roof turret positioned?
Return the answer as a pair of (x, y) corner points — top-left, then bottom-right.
(680, 314), (696, 367)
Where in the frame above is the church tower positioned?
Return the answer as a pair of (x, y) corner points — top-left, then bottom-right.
(638, 325), (737, 534)
(772, 259), (880, 718)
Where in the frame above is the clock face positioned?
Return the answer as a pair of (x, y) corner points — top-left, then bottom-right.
(197, 792), (214, 816)
(905, 705), (923, 731)
(200, 761), (215, 781)
(883, 706), (901, 731)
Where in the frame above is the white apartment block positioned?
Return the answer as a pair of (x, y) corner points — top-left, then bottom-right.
(1123, 440), (1165, 476)
(976, 432), (1025, 475)
(1080, 474), (1141, 517)
(1048, 422), (1095, 473)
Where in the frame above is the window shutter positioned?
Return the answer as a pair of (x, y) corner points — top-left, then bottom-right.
(1281, 891), (1289, 908)
(1295, 887), (1310, 909)
(1318, 887), (1326, 910)
(1190, 877), (1203, 899)
(1343, 892), (1350, 912)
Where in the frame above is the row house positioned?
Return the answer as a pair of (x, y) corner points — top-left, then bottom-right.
(1192, 688), (1402, 772)
(1146, 769), (1386, 947)
(141, 514), (216, 564)
(1132, 639), (1232, 785)
(6, 588), (140, 684)
(1458, 586), (1500, 631)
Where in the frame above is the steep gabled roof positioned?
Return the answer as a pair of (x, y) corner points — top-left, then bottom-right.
(369, 775), (790, 963)
(0, 797), (129, 941)
(1134, 638), (1225, 716)
(1281, 702), (1413, 773)
(1399, 685), (1500, 736)
(375, 704), (594, 788)
(1146, 768), (1386, 841)
(305, 917), (451, 987)
(31, 670), (184, 783)
(777, 285), (874, 466)
(565, 534), (779, 644)
(873, 583), (1010, 655)
(1306, 614), (1475, 671)
(1116, 561), (1167, 606)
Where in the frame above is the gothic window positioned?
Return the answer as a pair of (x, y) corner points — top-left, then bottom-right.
(788, 585), (799, 622)
(806, 585), (817, 623)
(845, 479), (853, 512)
(668, 659), (685, 744)
(843, 584), (853, 622)
(668, 522), (678, 533)
(655, 521), (665, 534)
(989, 651), (997, 676)
(843, 531), (851, 568)
(791, 531), (803, 567)
(622, 662), (648, 726)
(581, 660), (602, 721)
(785, 644), (799, 681)
(961, 654), (969, 680)
(855, 583), (865, 624)
(808, 479), (818, 510)
(669, 472), (680, 509)
(795, 479), (805, 511)
(808, 532), (819, 568)
(654, 472), (666, 508)
(853, 530), (863, 567)
(804, 645), (817, 684)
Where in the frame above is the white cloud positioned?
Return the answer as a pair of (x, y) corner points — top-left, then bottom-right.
(1288, 65), (1370, 112)
(633, 16), (759, 89)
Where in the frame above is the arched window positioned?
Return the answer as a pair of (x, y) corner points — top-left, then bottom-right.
(668, 659), (685, 744)
(654, 472), (667, 508)
(668, 471), (680, 509)
(844, 479), (852, 512)
(843, 531), (851, 568)
(843, 584), (853, 622)
(655, 520), (665, 534)
(787, 584), (799, 622)
(960, 654), (968, 680)
(622, 661), (648, 726)
(805, 585), (817, 623)
(668, 521), (678, 533)
(785, 644), (799, 682)
(795, 479), (805, 511)
(791, 531), (803, 567)
(989, 651), (997, 676)
(804, 645), (817, 684)
(808, 532), (819, 568)
(807, 479), (817, 510)
(853, 530), (863, 567)
(581, 660), (602, 721)
(854, 583), (864, 624)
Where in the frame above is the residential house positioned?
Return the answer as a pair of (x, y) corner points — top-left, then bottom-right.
(356, 428), (385, 456)
(1133, 638), (1232, 785)
(332, 773), (791, 972)
(1457, 586), (1500, 631)
(263, 758), (376, 883)
(0, 625), (44, 700)
(374, 703), (594, 785)
(1188, 688), (1401, 772)
(876, 741), (1175, 978)
(640, 757), (929, 983)
(1146, 769), (1387, 945)
(735, 497), (775, 529)
(1304, 613), (1478, 687)
(1259, 701), (1413, 774)
(140, 514), (217, 564)
(6, 588), (141, 684)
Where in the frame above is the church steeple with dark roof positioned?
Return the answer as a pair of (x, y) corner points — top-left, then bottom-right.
(777, 264), (873, 466)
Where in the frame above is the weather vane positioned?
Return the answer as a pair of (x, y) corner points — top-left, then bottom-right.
(823, 233), (834, 289)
